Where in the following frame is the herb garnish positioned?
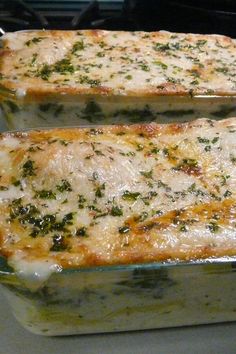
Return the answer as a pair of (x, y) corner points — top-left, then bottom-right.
(72, 40), (85, 53)
(76, 227), (88, 237)
(50, 234), (68, 252)
(140, 170), (153, 179)
(25, 37), (44, 46)
(56, 179), (72, 192)
(95, 183), (105, 198)
(35, 190), (56, 200)
(22, 160), (36, 177)
(206, 222), (219, 233)
(122, 191), (141, 201)
(111, 206), (123, 216)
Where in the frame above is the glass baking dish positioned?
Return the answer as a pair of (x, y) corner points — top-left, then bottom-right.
(1, 89), (236, 130)
(1, 29), (236, 130)
(1, 256), (236, 336)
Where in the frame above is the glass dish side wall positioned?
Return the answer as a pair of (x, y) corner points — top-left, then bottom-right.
(1, 261), (236, 336)
(1, 94), (236, 130)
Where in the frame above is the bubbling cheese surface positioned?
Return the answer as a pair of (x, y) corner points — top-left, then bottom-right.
(0, 118), (235, 269)
(1, 30), (236, 97)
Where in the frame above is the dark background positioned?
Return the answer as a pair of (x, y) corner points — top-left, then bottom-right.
(0, 0), (235, 36)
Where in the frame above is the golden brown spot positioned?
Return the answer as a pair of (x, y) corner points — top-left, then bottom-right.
(128, 199), (235, 236)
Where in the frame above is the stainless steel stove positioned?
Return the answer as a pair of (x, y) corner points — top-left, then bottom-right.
(0, 0), (236, 36)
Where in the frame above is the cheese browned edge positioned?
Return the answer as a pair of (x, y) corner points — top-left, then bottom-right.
(0, 118), (235, 270)
(0, 30), (236, 101)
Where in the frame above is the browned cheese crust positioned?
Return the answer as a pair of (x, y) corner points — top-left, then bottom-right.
(0, 118), (235, 268)
(0, 30), (236, 100)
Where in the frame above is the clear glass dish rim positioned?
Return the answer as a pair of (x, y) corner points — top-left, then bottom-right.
(1, 255), (236, 276)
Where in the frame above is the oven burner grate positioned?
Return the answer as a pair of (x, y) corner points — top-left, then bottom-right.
(0, 0), (137, 33)
(0, 0), (235, 36)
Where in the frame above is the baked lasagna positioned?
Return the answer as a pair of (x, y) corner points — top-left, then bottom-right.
(0, 118), (235, 269)
(0, 30), (236, 129)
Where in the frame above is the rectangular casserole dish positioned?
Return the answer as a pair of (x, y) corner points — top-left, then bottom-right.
(1, 258), (236, 336)
(0, 118), (235, 335)
(0, 29), (236, 129)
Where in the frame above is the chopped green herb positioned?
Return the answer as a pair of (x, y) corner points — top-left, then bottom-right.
(152, 210), (163, 217)
(179, 225), (188, 232)
(97, 52), (105, 57)
(162, 148), (170, 157)
(79, 75), (101, 87)
(157, 180), (170, 191)
(88, 205), (101, 212)
(95, 183), (105, 198)
(0, 186), (8, 191)
(136, 212), (148, 222)
(56, 179), (72, 192)
(72, 40), (85, 53)
(59, 139), (70, 146)
(212, 137), (219, 144)
(140, 170), (153, 179)
(94, 150), (105, 156)
(206, 222), (219, 233)
(188, 183), (196, 193)
(150, 147), (160, 154)
(9, 199), (39, 222)
(76, 227), (88, 237)
(38, 64), (51, 80)
(99, 41), (106, 48)
(224, 190), (232, 198)
(204, 145), (211, 152)
(122, 191), (141, 201)
(173, 158), (199, 171)
(22, 160), (36, 177)
(78, 195), (86, 209)
(154, 61), (168, 69)
(50, 234), (68, 252)
(220, 175), (230, 186)
(111, 206), (123, 216)
(54, 58), (74, 74)
(216, 67), (229, 74)
(11, 178), (21, 187)
(25, 37), (44, 46)
(196, 39), (207, 47)
(62, 212), (75, 225)
(35, 190), (56, 200)
(197, 137), (210, 144)
(31, 53), (38, 65)
(140, 63), (150, 71)
(230, 154), (236, 164)
(153, 42), (173, 52)
(136, 144), (144, 151)
(27, 146), (43, 153)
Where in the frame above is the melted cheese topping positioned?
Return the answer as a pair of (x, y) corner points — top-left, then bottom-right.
(1, 30), (236, 97)
(0, 118), (235, 268)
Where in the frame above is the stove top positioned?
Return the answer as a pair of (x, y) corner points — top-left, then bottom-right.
(0, 0), (236, 36)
